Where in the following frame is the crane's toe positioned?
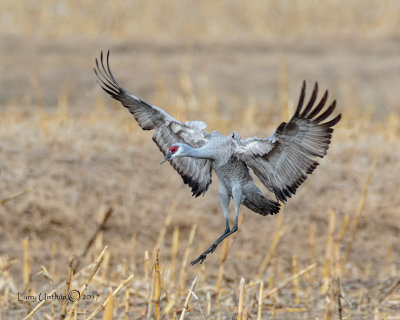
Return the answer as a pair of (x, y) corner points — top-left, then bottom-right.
(191, 225), (240, 265)
(191, 253), (207, 265)
(191, 243), (218, 264)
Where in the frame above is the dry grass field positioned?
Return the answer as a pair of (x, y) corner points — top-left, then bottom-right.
(1, 1), (400, 319)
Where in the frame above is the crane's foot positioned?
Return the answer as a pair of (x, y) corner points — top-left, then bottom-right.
(190, 243), (217, 265)
(191, 253), (207, 265)
(190, 224), (238, 265)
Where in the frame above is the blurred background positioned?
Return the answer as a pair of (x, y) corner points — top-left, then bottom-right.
(1, 1), (399, 319)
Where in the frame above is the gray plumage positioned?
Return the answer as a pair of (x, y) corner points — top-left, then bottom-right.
(95, 50), (341, 264)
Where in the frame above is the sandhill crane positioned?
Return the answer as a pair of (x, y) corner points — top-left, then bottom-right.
(94, 51), (341, 265)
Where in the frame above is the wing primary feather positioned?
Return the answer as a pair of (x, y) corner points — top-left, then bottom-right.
(95, 59), (111, 88)
(95, 57), (118, 91)
(313, 100), (336, 123)
(93, 68), (106, 86)
(100, 85), (115, 98)
(301, 82), (318, 117)
(283, 188), (292, 198)
(321, 114), (342, 127)
(308, 90), (328, 119)
(95, 71), (119, 95)
(294, 80), (306, 116)
(94, 65), (118, 94)
(98, 83), (118, 97)
(106, 49), (121, 88)
(100, 51), (115, 88)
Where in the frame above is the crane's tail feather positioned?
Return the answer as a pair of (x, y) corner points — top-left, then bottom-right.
(243, 192), (280, 216)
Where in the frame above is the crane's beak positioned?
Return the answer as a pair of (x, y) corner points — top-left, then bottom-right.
(160, 151), (172, 165)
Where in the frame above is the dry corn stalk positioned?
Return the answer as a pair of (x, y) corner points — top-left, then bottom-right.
(86, 274), (134, 320)
(292, 255), (300, 304)
(323, 279), (335, 320)
(155, 215), (172, 251)
(70, 246), (108, 314)
(179, 276), (198, 320)
(264, 263), (317, 299)
(102, 294), (114, 320)
(153, 250), (161, 320)
(23, 238), (31, 294)
(144, 250), (151, 283)
(179, 225), (197, 295)
(257, 224), (288, 279)
(0, 189), (30, 205)
(257, 281), (264, 320)
(321, 209), (336, 294)
(60, 257), (74, 320)
(238, 277), (246, 320)
(162, 297), (177, 316)
(73, 207), (113, 272)
(336, 278), (343, 320)
(169, 226), (179, 283)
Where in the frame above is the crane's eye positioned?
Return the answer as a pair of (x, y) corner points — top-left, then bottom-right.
(169, 146), (179, 153)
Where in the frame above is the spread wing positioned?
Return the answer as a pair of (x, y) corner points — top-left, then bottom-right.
(94, 50), (212, 197)
(234, 81), (341, 202)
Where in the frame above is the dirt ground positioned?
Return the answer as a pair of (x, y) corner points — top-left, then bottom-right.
(1, 34), (400, 319)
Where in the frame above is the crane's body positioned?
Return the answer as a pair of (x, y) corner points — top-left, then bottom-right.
(95, 51), (341, 264)
(173, 133), (280, 213)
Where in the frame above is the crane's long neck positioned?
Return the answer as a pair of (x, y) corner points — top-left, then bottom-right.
(183, 144), (215, 160)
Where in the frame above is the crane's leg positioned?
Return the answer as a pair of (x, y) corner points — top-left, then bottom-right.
(191, 187), (231, 265)
(191, 186), (242, 265)
(229, 185), (243, 234)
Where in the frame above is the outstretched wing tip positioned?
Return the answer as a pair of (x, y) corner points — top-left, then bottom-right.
(94, 50), (121, 96)
(237, 81), (340, 203)
(295, 80), (307, 116)
(322, 113), (342, 128)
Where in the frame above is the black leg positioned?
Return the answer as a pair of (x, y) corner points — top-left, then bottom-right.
(191, 224), (238, 265)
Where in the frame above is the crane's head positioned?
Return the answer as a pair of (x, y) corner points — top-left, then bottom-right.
(160, 144), (182, 165)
